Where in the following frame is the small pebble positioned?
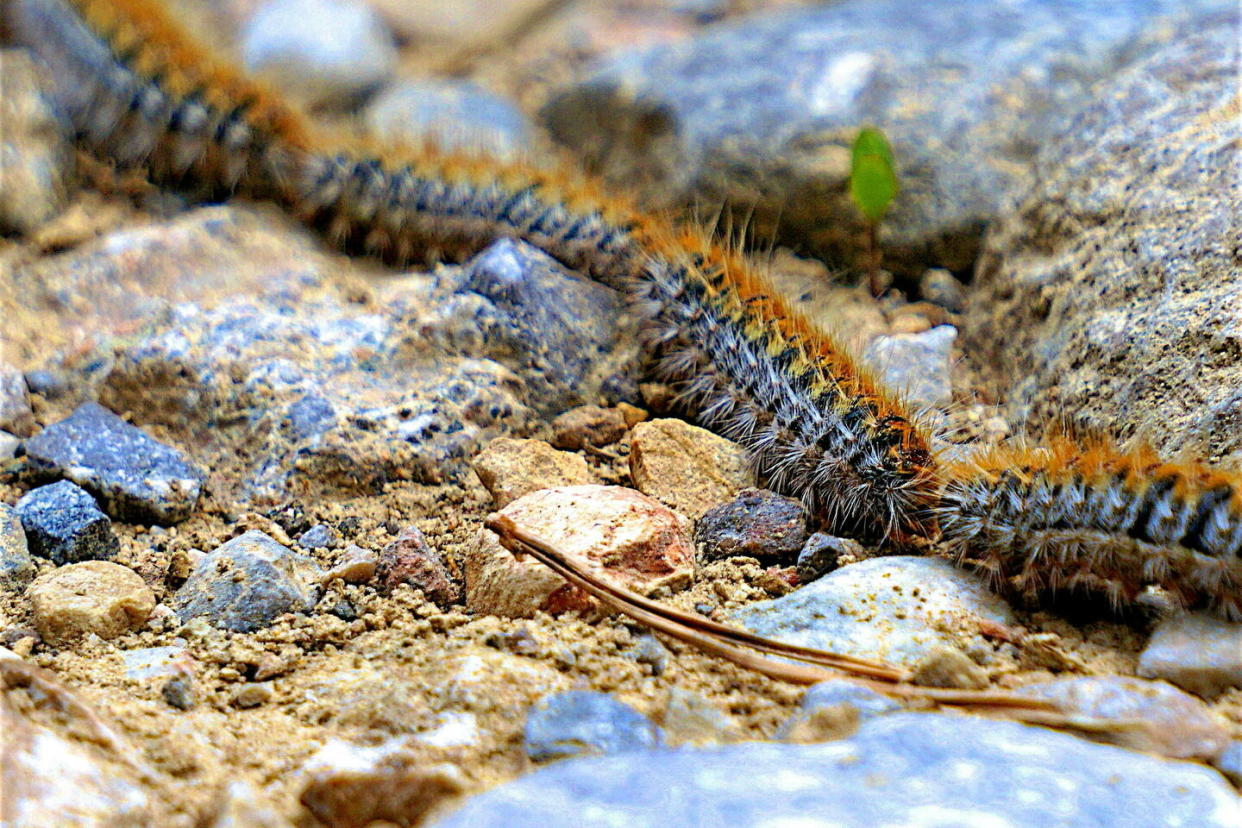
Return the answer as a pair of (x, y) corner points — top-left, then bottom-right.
(0, 503), (35, 589)
(524, 690), (663, 762)
(693, 488), (807, 565)
(27, 560), (156, 646)
(23, 369), (68, 399)
(161, 675), (198, 710)
(0, 50), (70, 236)
(23, 402), (205, 524)
(661, 687), (740, 746)
(862, 326), (956, 409)
(16, 480), (119, 564)
(1214, 740), (1242, 786)
(297, 524), (336, 550)
(628, 634), (670, 676)
(549, 405), (629, 450)
(1138, 612), (1242, 698)
(796, 533), (863, 583)
(375, 526), (459, 606)
(122, 646), (193, 681)
(919, 268), (965, 312)
(233, 682), (274, 709)
(0, 430), (20, 459)
(629, 419), (753, 519)
(778, 680), (902, 743)
(365, 78), (532, 160)
(0, 364), (34, 436)
(323, 544), (378, 584)
(472, 437), (596, 509)
(910, 646), (990, 690)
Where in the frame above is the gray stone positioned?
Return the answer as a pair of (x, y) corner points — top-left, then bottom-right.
(175, 530), (322, 632)
(1214, 740), (1242, 786)
(965, 14), (1242, 458)
(0, 503), (35, 589)
(122, 646), (192, 681)
(15, 480), (118, 565)
(0, 431), (20, 459)
(523, 690), (662, 762)
(433, 713), (1240, 828)
(0, 364), (34, 437)
(297, 524), (335, 550)
(241, 0), (397, 108)
(862, 325), (956, 409)
(542, 0), (1226, 275)
(729, 556), (1014, 669)
(1014, 676), (1229, 761)
(693, 488), (807, 565)
(795, 533), (863, 583)
(1138, 613), (1242, 698)
(0, 49), (70, 236)
(23, 403), (205, 525)
(801, 679), (902, 718)
(366, 79), (532, 160)
(161, 675), (197, 710)
(918, 269), (965, 312)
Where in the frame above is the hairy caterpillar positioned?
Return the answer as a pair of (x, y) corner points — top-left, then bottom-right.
(7, 0), (1241, 618)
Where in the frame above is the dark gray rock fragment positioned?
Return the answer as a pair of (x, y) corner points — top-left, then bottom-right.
(795, 533), (863, 583)
(523, 690), (662, 762)
(693, 488), (807, 565)
(15, 480), (118, 565)
(23, 403), (204, 524)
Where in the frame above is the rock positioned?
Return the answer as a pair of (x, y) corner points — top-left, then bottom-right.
(1014, 677), (1228, 761)
(909, 646), (989, 691)
(23, 403), (205, 525)
(541, 0), (1222, 275)
(659, 687), (740, 747)
(0, 49), (70, 235)
(122, 646), (194, 681)
(0, 364), (35, 437)
(365, 79), (532, 160)
(729, 557), (1015, 669)
(777, 679), (902, 743)
(524, 690), (662, 762)
(0, 504), (35, 590)
(175, 530), (322, 632)
(241, 0), (397, 108)
(0, 430), (20, 459)
(626, 634), (671, 676)
(965, 14), (1242, 457)
(693, 488), (807, 565)
(918, 269), (965, 312)
(233, 683), (274, 709)
(27, 561), (156, 646)
(369, 0), (557, 42)
(1215, 741), (1242, 786)
(416, 712), (482, 750)
(467, 485), (694, 618)
(861, 325), (956, 410)
(472, 437), (596, 509)
(434, 651), (571, 717)
(16, 480), (119, 564)
(298, 739), (468, 828)
(433, 713), (1239, 827)
(323, 544), (378, 584)
(22, 369), (68, 400)
(549, 406), (629, 450)
(629, 419), (752, 519)
(795, 533), (863, 583)
(1138, 613), (1242, 698)
(296, 524), (337, 550)
(161, 675), (198, 710)
(376, 526), (460, 606)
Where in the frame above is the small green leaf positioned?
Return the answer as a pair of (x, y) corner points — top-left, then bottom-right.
(849, 127), (898, 223)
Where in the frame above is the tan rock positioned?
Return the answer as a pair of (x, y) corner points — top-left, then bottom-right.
(550, 405), (628, 450)
(27, 561), (156, 646)
(472, 437), (596, 508)
(629, 419), (753, 519)
(466, 485), (694, 618)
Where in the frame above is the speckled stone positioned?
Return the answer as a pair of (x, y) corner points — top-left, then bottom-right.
(366, 79), (532, 160)
(729, 557), (1014, 669)
(542, 0), (1225, 274)
(375, 526), (459, 606)
(629, 419), (753, 519)
(524, 691), (662, 762)
(27, 561), (156, 646)
(795, 533), (863, 584)
(15, 480), (119, 565)
(471, 437), (596, 509)
(693, 488), (807, 565)
(23, 403), (204, 525)
(1138, 613), (1242, 698)
(433, 713), (1239, 827)
(965, 14), (1242, 457)
(861, 325), (956, 409)
(0, 503), (35, 590)
(0, 49), (70, 236)
(175, 530), (322, 632)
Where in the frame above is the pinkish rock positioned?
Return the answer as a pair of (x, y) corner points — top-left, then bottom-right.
(377, 527), (460, 606)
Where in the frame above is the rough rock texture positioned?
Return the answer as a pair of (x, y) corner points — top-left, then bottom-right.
(693, 488), (808, 565)
(1138, 613), (1242, 698)
(175, 530), (322, 632)
(466, 485), (694, 618)
(795, 533), (864, 583)
(523, 690), (662, 762)
(0, 364), (35, 436)
(629, 419), (752, 519)
(375, 526), (460, 606)
(24, 403), (205, 524)
(861, 325), (956, 409)
(16, 480), (119, 565)
(434, 713), (1240, 827)
(965, 14), (1242, 458)
(729, 557), (1014, 669)
(0, 49), (70, 235)
(0, 503), (35, 590)
(471, 438), (596, 509)
(365, 79), (533, 160)
(542, 0), (1225, 274)
(27, 561), (156, 646)
(549, 406), (629, 451)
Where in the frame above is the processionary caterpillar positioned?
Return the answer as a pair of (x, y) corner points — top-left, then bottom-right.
(8, 0), (1241, 619)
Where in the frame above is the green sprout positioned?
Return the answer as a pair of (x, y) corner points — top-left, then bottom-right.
(848, 127), (898, 296)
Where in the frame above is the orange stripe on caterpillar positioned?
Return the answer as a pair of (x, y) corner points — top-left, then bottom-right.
(935, 438), (1242, 619)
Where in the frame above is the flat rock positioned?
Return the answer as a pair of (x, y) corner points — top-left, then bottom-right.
(433, 713), (1240, 827)
(0, 49), (70, 235)
(16, 480), (119, 565)
(693, 488), (808, 565)
(175, 530), (322, 632)
(471, 437), (596, 509)
(524, 690), (662, 762)
(1014, 676), (1229, 761)
(1138, 613), (1242, 698)
(365, 79), (532, 160)
(542, 0), (1225, 274)
(24, 403), (205, 524)
(0, 503), (35, 590)
(965, 13), (1242, 457)
(629, 419), (752, 519)
(466, 485), (694, 618)
(27, 561), (156, 646)
(729, 556), (1014, 669)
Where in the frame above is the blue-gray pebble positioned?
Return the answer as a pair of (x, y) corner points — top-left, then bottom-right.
(15, 480), (118, 565)
(524, 690), (663, 762)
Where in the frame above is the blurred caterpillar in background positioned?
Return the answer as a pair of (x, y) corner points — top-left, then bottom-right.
(9, 0), (1240, 619)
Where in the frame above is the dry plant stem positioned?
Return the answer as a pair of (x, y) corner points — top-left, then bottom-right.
(486, 514), (1060, 712)
(866, 221), (882, 297)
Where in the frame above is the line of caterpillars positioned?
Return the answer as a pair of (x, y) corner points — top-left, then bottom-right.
(8, 0), (1241, 619)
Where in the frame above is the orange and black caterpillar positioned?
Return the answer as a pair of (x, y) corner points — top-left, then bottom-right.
(8, 0), (1241, 618)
